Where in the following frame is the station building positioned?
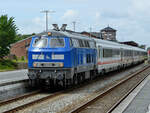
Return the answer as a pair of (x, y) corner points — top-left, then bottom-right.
(10, 37), (32, 59)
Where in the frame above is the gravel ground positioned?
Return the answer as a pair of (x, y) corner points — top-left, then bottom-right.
(16, 64), (145, 113)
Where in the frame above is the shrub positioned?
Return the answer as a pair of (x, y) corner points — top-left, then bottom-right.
(13, 55), (18, 61)
(21, 56), (25, 61)
(0, 59), (17, 69)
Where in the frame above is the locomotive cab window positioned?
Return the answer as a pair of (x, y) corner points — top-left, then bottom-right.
(50, 38), (65, 48)
(33, 37), (48, 48)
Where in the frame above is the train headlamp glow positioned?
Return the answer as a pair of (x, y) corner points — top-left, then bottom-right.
(48, 32), (52, 36)
(33, 62), (37, 67)
(59, 63), (64, 67)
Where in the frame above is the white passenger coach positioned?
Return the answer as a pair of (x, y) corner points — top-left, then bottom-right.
(94, 38), (146, 74)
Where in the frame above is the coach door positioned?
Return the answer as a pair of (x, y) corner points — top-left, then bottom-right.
(98, 46), (103, 62)
(121, 48), (123, 61)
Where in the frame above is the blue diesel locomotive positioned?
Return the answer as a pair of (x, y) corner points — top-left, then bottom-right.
(28, 30), (97, 87)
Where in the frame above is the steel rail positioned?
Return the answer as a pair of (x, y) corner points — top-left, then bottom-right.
(69, 65), (150, 113)
(0, 90), (41, 106)
(1, 63), (147, 113)
(3, 90), (64, 113)
(107, 69), (149, 113)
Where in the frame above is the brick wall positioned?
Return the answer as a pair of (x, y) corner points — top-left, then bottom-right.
(10, 37), (32, 59)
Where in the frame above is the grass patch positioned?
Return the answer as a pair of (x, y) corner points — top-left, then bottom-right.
(12, 56), (28, 63)
(13, 59), (28, 63)
(0, 59), (17, 72)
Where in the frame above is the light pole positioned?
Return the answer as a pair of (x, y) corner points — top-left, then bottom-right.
(89, 26), (92, 38)
(41, 10), (55, 32)
(72, 21), (76, 32)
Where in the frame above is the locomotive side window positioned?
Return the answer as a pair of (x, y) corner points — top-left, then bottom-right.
(33, 37), (48, 48)
(84, 40), (90, 48)
(72, 39), (79, 47)
(50, 38), (65, 48)
(78, 39), (84, 47)
(89, 41), (96, 48)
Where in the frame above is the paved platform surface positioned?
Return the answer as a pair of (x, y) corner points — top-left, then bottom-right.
(0, 69), (28, 84)
(112, 75), (150, 113)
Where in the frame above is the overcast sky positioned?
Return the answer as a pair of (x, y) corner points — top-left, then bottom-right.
(0, 0), (150, 47)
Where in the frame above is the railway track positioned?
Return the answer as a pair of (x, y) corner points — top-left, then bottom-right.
(0, 89), (64, 113)
(0, 64), (148, 113)
(66, 65), (150, 113)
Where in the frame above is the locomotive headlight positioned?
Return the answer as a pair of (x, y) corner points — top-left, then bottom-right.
(59, 63), (64, 67)
(33, 62), (37, 67)
(48, 32), (52, 36)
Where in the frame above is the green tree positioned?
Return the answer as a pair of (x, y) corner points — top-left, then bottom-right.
(0, 15), (17, 59)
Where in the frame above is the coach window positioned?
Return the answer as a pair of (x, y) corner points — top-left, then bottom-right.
(113, 49), (119, 57)
(103, 49), (112, 58)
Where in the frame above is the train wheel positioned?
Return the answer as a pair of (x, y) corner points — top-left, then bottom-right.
(82, 73), (85, 83)
(62, 79), (66, 88)
(77, 74), (83, 84)
(69, 79), (73, 87)
(73, 74), (78, 85)
(101, 69), (105, 75)
(29, 79), (37, 88)
(79, 75), (83, 84)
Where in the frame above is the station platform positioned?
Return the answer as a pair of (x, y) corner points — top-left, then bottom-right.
(0, 69), (28, 85)
(112, 74), (150, 113)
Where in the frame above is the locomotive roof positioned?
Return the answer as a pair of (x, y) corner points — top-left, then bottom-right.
(36, 29), (94, 41)
(35, 29), (145, 52)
